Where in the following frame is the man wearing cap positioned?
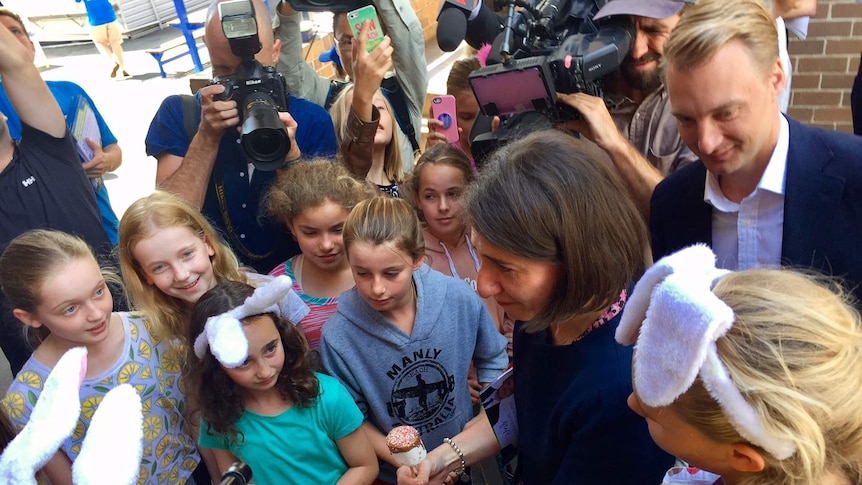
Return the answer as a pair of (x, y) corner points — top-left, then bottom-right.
(650, 0), (862, 304)
(145, 0), (336, 274)
(559, 0), (695, 220)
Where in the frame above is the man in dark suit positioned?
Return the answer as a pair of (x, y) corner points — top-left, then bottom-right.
(650, 0), (862, 302)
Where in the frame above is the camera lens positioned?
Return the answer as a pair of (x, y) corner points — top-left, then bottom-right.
(219, 461), (252, 485)
(249, 130), (283, 156)
(240, 91), (291, 166)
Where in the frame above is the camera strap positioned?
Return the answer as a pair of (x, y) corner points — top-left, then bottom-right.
(179, 94), (201, 142)
(213, 171), (273, 262)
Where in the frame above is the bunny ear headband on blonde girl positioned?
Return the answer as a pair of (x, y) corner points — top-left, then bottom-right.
(615, 244), (797, 461)
(0, 347), (143, 485)
(193, 275), (295, 368)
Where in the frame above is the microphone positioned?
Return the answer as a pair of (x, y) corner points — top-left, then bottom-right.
(437, 4), (470, 52)
(465, 3), (505, 49)
(436, 0), (504, 52)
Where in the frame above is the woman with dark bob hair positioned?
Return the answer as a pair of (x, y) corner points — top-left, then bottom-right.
(397, 130), (673, 484)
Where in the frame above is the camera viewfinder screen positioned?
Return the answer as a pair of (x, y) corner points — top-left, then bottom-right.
(470, 67), (553, 117)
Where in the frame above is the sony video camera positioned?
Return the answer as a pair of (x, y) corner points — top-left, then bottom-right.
(468, 0), (634, 163)
(212, 0), (292, 170)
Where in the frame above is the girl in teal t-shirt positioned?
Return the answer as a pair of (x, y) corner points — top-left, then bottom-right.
(187, 280), (378, 485)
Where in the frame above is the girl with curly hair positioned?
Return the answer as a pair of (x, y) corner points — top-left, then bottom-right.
(187, 280), (377, 485)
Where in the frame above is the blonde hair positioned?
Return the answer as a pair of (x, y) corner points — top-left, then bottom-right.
(329, 84), (405, 185)
(265, 159), (376, 228)
(343, 196), (424, 262)
(662, 0), (778, 78)
(446, 56), (480, 95)
(669, 270), (862, 485)
(118, 191), (248, 341)
(0, 229), (121, 343)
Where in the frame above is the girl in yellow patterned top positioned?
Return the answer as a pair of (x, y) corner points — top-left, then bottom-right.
(0, 229), (199, 485)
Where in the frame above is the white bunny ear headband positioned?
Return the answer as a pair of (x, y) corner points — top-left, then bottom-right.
(616, 244), (797, 460)
(0, 347), (143, 485)
(193, 275), (294, 368)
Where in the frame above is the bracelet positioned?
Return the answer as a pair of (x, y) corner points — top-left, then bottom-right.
(442, 437), (468, 482)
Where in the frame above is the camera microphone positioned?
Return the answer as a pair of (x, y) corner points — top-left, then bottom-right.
(219, 462), (252, 485)
(437, 5), (469, 52)
(436, 0), (504, 51)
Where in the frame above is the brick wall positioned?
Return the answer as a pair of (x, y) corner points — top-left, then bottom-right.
(412, 0), (442, 41)
(302, 0), (439, 79)
(788, 0), (862, 133)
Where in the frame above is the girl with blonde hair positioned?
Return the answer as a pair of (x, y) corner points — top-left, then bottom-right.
(0, 229), (198, 484)
(618, 245), (862, 485)
(118, 190), (308, 343)
(328, 24), (406, 197)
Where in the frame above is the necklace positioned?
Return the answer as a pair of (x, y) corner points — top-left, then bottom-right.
(549, 289), (628, 345)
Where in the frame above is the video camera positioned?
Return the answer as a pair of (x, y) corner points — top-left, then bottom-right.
(467, 0), (634, 163)
(211, 0), (292, 171)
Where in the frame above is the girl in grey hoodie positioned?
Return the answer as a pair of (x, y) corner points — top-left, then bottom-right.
(319, 196), (508, 484)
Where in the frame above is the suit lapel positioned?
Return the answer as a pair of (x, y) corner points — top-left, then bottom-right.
(782, 119), (845, 266)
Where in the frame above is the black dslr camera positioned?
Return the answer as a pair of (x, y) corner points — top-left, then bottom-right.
(212, 0), (292, 171)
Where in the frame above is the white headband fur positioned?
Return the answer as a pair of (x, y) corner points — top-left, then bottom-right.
(0, 347), (143, 485)
(193, 275), (295, 368)
(616, 244), (797, 460)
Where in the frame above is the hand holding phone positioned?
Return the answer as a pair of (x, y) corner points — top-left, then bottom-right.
(431, 95), (460, 145)
(348, 5), (385, 52)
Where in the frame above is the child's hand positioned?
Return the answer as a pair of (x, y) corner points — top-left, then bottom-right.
(82, 139), (110, 178)
(425, 118), (463, 149)
(351, 21), (392, 107)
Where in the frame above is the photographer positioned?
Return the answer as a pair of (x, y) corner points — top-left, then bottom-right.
(558, 0), (696, 220)
(146, 0), (337, 274)
(273, 0), (426, 172)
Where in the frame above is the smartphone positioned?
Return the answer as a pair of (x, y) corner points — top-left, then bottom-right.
(347, 5), (384, 52)
(431, 95), (460, 144)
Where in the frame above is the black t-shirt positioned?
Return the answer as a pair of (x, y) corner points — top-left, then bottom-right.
(0, 124), (113, 374)
(0, 123), (110, 256)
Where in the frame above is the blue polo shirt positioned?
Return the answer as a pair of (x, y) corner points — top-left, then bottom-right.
(145, 93), (337, 274)
(0, 80), (120, 244)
